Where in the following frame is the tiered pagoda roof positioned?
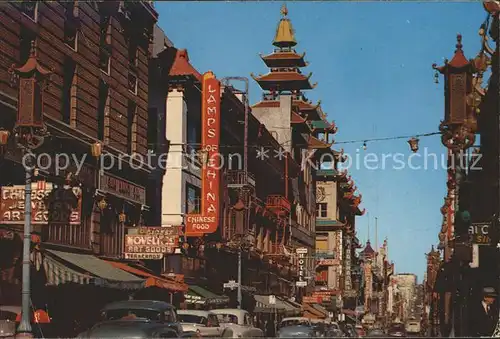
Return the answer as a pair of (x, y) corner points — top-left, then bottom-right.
(251, 4), (316, 94)
(361, 241), (376, 258)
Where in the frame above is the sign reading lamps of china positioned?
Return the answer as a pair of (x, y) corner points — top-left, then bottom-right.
(185, 72), (221, 236)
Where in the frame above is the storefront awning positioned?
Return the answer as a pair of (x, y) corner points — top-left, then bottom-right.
(104, 261), (188, 292)
(44, 249), (144, 290)
(254, 295), (300, 314)
(185, 285), (229, 306)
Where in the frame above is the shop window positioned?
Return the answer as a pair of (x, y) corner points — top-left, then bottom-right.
(127, 100), (137, 154)
(98, 80), (110, 142)
(316, 203), (327, 218)
(61, 57), (77, 127)
(20, 1), (38, 22)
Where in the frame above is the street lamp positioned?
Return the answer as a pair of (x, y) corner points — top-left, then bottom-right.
(6, 41), (51, 338)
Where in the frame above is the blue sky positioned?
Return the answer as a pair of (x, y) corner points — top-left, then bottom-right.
(156, 1), (485, 280)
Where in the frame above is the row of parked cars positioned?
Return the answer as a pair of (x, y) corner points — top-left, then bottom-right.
(76, 299), (265, 338)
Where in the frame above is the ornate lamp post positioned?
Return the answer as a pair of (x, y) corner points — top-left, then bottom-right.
(5, 41), (51, 338)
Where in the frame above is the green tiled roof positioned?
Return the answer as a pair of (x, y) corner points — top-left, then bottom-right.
(310, 120), (331, 130)
(316, 169), (337, 177)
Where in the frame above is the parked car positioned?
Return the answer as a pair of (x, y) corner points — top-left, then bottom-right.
(277, 325), (315, 338)
(279, 317), (312, 329)
(0, 306), (19, 338)
(388, 323), (406, 337)
(177, 310), (221, 337)
(77, 300), (182, 338)
(366, 328), (386, 337)
(210, 309), (263, 338)
(405, 320), (421, 335)
(325, 322), (345, 337)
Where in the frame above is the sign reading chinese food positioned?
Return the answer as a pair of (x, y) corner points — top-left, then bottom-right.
(185, 72), (221, 235)
(124, 226), (181, 260)
(0, 183), (81, 225)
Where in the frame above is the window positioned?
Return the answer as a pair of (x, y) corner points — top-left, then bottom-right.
(61, 57), (77, 126)
(127, 100), (137, 154)
(316, 203), (327, 218)
(99, 14), (111, 74)
(20, 1), (38, 22)
(128, 72), (138, 94)
(148, 108), (159, 152)
(164, 309), (176, 323)
(186, 183), (201, 214)
(208, 314), (220, 327)
(63, 22), (78, 50)
(19, 28), (35, 65)
(128, 40), (138, 67)
(98, 80), (109, 142)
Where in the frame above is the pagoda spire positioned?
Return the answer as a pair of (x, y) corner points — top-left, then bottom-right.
(273, 4), (297, 48)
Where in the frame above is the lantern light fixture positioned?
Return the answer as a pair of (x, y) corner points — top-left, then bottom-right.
(97, 198), (107, 211)
(183, 242), (190, 250)
(90, 141), (102, 158)
(408, 137), (419, 153)
(362, 142), (367, 151)
(0, 129), (10, 146)
(198, 150), (209, 166)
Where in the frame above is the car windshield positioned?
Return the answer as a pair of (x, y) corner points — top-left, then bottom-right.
(215, 314), (238, 324)
(178, 314), (206, 324)
(103, 309), (162, 321)
(280, 320), (309, 328)
(390, 324), (405, 332)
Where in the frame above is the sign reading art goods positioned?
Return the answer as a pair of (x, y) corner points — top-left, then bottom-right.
(185, 72), (221, 235)
(0, 183), (82, 225)
(124, 226), (181, 260)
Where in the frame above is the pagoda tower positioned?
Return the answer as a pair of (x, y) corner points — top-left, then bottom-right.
(251, 4), (336, 156)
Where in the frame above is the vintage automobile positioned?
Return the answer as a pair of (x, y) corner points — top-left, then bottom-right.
(77, 300), (182, 338)
(210, 309), (264, 338)
(177, 310), (222, 337)
(277, 317), (314, 338)
(279, 317), (312, 328)
(277, 325), (315, 338)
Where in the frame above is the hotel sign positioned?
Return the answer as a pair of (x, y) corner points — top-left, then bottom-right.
(124, 226), (181, 260)
(0, 183), (82, 225)
(296, 247), (308, 287)
(186, 72), (221, 235)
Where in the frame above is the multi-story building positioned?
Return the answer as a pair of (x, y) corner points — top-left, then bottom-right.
(392, 273), (417, 321)
(0, 1), (195, 334)
(156, 31), (304, 313)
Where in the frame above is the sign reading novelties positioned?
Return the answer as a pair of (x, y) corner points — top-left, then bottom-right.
(124, 226), (181, 260)
(185, 72), (221, 235)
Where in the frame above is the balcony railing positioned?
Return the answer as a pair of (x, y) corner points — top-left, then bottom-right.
(226, 170), (255, 188)
(266, 195), (291, 215)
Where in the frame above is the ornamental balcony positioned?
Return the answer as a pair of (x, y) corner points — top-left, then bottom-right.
(226, 170), (256, 189)
(266, 195), (291, 216)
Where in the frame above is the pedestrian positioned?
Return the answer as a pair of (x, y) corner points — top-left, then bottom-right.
(470, 287), (498, 337)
